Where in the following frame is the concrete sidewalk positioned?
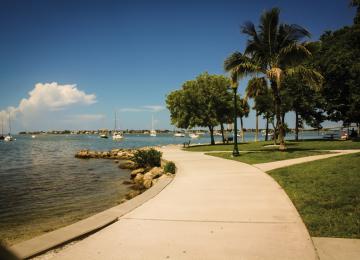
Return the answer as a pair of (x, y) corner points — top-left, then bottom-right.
(50, 146), (318, 259)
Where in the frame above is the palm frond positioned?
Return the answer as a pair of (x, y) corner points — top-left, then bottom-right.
(245, 77), (268, 99)
(285, 66), (323, 90)
(266, 67), (283, 87)
(279, 42), (312, 66)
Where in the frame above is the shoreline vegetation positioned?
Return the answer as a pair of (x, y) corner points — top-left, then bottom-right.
(75, 147), (176, 202)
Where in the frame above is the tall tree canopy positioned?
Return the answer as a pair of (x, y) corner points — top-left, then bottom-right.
(224, 7), (322, 150)
(312, 19), (360, 129)
(166, 73), (232, 145)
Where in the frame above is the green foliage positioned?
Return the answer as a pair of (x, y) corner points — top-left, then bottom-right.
(164, 161), (176, 174)
(132, 148), (162, 168)
(166, 72), (233, 145)
(268, 153), (360, 238)
(312, 22), (360, 126)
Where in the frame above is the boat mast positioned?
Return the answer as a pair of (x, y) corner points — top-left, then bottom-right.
(114, 111), (117, 131)
(8, 112), (11, 135)
(152, 115), (154, 131)
(1, 116), (3, 136)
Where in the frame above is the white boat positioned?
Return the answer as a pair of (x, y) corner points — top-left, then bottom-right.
(150, 115), (156, 137)
(112, 132), (123, 140)
(4, 113), (14, 142)
(189, 133), (200, 139)
(112, 111), (124, 140)
(4, 135), (13, 142)
(261, 130), (274, 137)
(100, 133), (108, 139)
(174, 132), (185, 137)
(31, 135), (36, 139)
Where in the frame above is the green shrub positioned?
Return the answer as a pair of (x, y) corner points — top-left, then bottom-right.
(164, 161), (176, 174)
(132, 148), (162, 168)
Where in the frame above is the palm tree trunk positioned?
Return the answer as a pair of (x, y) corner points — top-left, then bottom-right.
(265, 115), (269, 141)
(220, 123), (225, 144)
(209, 126), (215, 145)
(240, 117), (244, 142)
(295, 111), (299, 141)
(272, 81), (285, 151)
(255, 110), (259, 142)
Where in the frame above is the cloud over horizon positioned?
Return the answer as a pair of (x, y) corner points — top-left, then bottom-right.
(119, 105), (165, 113)
(0, 82), (97, 131)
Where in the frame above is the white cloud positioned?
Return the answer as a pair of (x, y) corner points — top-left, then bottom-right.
(119, 105), (165, 113)
(0, 82), (97, 131)
(143, 105), (165, 112)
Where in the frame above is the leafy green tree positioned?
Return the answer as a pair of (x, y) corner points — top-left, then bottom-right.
(224, 8), (322, 150)
(311, 8), (360, 132)
(166, 73), (232, 145)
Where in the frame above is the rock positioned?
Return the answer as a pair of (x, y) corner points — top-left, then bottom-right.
(152, 178), (161, 186)
(134, 173), (144, 185)
(114, 160), (119, 164)
(146, 167), (163, 179)
(130, 168), (145, 179)
(122, 180), (133, 185)
(143, 178), (152, 189)
(119, 198), (127, 204)
(125, 190), (141, 200)
(119, 160), (136, 169)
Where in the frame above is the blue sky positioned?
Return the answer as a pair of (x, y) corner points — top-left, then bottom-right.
(0, 0), (356, 132)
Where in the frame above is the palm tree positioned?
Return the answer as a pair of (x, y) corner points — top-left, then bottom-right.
(245, 77), (267, 142)
(224, 7), (322, 150)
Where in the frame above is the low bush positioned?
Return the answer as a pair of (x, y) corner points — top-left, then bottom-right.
(132, 148), (162, 168)
(164, 161), (176, 174)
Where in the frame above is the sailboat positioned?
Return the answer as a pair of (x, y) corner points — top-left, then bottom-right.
(0, 117), (4, 140)
(4, 113), (14, 142)
(112, 111), (124, 140)
(150, 115), (157, 137)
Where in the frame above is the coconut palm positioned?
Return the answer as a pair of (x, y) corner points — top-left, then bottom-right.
(245, 77), (267, 141)
(224, 7), (322, 150)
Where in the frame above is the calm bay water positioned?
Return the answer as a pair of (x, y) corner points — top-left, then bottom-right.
(0, 131), (321, 245)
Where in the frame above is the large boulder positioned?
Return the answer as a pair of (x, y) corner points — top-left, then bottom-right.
(119, 160), (136, 169)
(146, 167), (164, 179)
(134, 173), (144, 185)
(130, 168), (145, 179)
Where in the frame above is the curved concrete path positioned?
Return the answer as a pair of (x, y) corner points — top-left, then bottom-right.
(50, 146), (317, 259)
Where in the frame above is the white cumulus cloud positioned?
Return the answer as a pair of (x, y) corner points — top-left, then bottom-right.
(0, 82), (97, 131)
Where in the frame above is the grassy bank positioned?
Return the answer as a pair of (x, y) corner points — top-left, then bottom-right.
(207, 150), (331, 164)
(268, 153), (360, 238)
(186, 139), (360, 152)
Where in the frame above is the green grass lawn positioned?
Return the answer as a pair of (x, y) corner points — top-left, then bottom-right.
(268, 153), (360, 238)
(207, 150), (331, 164)
(187, 139), (360, 152)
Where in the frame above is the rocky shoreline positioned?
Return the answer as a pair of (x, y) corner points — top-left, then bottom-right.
(75, 148), (175, 203)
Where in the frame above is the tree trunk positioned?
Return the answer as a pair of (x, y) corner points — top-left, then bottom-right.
(295, 111), (299, 141)
(240, 117), (244, 142)
(220, 123), (225, 144)
(255, 110), (259, 142)
(265, 116), (269, 141)
(272, 81), (286, 151)
(209, 126), (215, 145)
